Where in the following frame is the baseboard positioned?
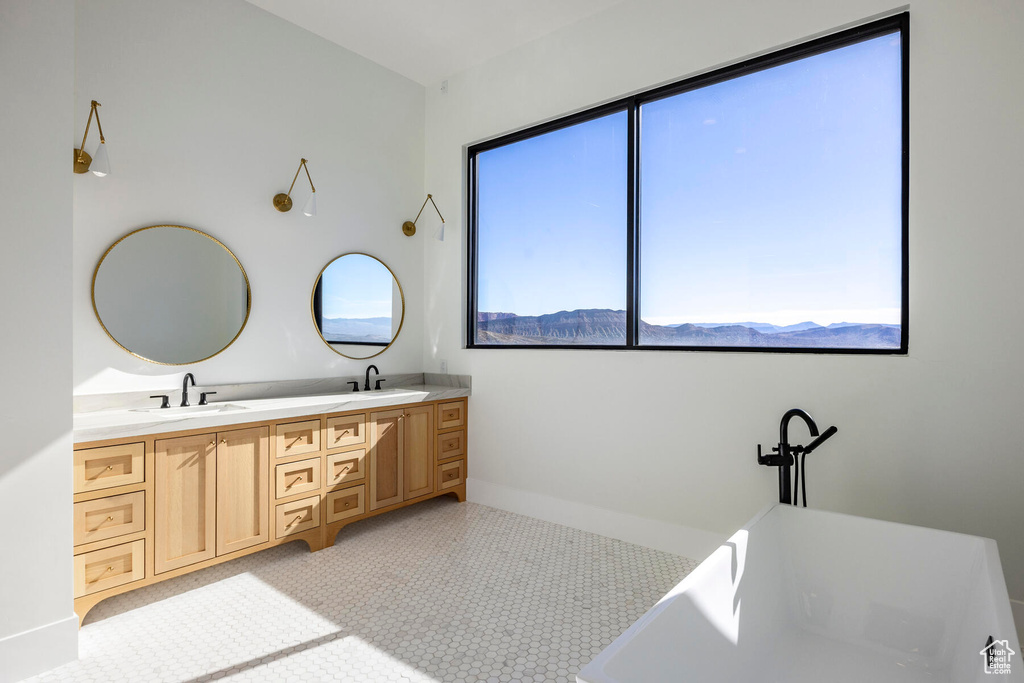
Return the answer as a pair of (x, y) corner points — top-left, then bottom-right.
(466, 477), (726, 563)
(1012, 599), (1024, 645)
(0, 615), (77, 683)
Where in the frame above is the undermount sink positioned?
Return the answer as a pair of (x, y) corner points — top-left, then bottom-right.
(133, 403), (248, 417)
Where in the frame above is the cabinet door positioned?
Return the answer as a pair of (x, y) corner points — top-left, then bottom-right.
(155, 434), (217, 573)
(403, 405), (434, 500)
(216, 426), (270, 556)
(369, 408), (403, 511)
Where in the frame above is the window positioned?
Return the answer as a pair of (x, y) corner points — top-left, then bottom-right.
(468, 14), (908, 353)
(474, 110), (628, 345)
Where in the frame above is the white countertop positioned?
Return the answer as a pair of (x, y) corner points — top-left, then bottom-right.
(74, 383), (470, 444)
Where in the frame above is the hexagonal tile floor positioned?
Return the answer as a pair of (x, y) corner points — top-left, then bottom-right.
(26, 498), (698, 683)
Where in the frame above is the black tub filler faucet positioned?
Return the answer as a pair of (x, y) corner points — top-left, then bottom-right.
(757, 409), (838, 507)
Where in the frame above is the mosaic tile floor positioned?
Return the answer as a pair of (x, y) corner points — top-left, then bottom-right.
(27, 498), (698, 683)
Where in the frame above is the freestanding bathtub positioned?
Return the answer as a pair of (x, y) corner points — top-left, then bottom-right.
(578, 504), (1021, 682)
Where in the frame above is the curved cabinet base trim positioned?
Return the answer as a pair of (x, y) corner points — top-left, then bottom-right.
(324, 485), (466, 548)
(73, 528), (323, 626)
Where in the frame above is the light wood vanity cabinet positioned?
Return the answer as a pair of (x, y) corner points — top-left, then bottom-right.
(215, 427), (270, 556)
(368, 405), (434, 510)
(74, 442), (145, 493)
(73, 491), (145, 546)
(155, 434), (218, 573)
(403, 405), (435, 500)
(154, 427), (270, 573)
(369, 409), (404, 509)
(72, 396), (467, 625)
(326, 414), (365, 450)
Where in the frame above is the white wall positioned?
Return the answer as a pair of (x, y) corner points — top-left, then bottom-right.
(423, 0), (1024, 610)
(0, 1), (79, 679)
(73, 0), (426, 395)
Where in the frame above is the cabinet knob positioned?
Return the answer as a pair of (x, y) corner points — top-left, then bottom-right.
(106, 465), (113, 471)
(106, 516), (113, 522)
(220, 439), (227, 444)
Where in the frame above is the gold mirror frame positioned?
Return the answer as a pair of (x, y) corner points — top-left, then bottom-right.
(310, 252), (405, 360)
(91, 224), (252, 366)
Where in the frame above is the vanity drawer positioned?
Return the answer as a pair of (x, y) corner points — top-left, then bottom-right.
(326, 414), (366, 450)
(73, 491), (145, 546)
(74, 539), (145, 597)
(74, 442), (145, 493)
(275, 457), (321, 499)
(275, 495), (320, 539)
(326, 449), (366, 488)
(275, 419), (321, 459)
(436, 430), (465, 461)
(437, 401), (465, 430)
(437, 459), (465, 491)
(325, 485), (365, 524)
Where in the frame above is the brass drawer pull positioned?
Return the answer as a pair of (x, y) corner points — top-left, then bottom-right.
(89, 566), (114, 583)
(89, 516), (115, 532)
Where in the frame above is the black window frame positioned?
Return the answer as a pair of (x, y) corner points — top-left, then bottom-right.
(467, 12), (909, 355)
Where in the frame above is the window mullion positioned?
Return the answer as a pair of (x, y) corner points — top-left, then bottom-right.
(626, 99), (640, 348)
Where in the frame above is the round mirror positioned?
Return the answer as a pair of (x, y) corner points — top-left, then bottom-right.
(92, 225), (251, 365)
(311, 253), (405, 359)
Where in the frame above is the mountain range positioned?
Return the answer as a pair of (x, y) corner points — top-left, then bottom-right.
(321, 316), (392, 344)
(476, 309), (900, 349)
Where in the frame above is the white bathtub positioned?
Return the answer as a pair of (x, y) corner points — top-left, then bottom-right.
(579, 505), (1021, 682)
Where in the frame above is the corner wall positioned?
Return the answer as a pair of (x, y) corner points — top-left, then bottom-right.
(73, 0), (426, 396)
(423, 0), (1024, 614)
(0, 1), (79, 679)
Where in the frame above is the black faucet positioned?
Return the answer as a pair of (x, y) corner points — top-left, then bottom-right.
(181, 373), (197, 407)
(757, 408), (837, 506)
(364, 365), (384, 391)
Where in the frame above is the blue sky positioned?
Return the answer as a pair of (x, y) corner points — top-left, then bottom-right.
(321, 254), (395, 320)
(476, 32), (902, 326)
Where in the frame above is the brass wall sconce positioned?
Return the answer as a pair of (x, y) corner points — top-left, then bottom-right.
(403, 194), (446, 241)
(74, 100), (110, 176)
(273, 158), (317, 216)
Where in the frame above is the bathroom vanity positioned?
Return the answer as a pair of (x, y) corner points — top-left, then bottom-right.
(71, 385), (468, 624)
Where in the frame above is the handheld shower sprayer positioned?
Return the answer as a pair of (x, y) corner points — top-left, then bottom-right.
(803, 425), (838, 455)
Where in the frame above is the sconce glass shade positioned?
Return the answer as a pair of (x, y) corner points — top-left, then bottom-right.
(90, 142), (110, 177)
(302, 191), (317, 217)
(435, 221), (445, 242)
